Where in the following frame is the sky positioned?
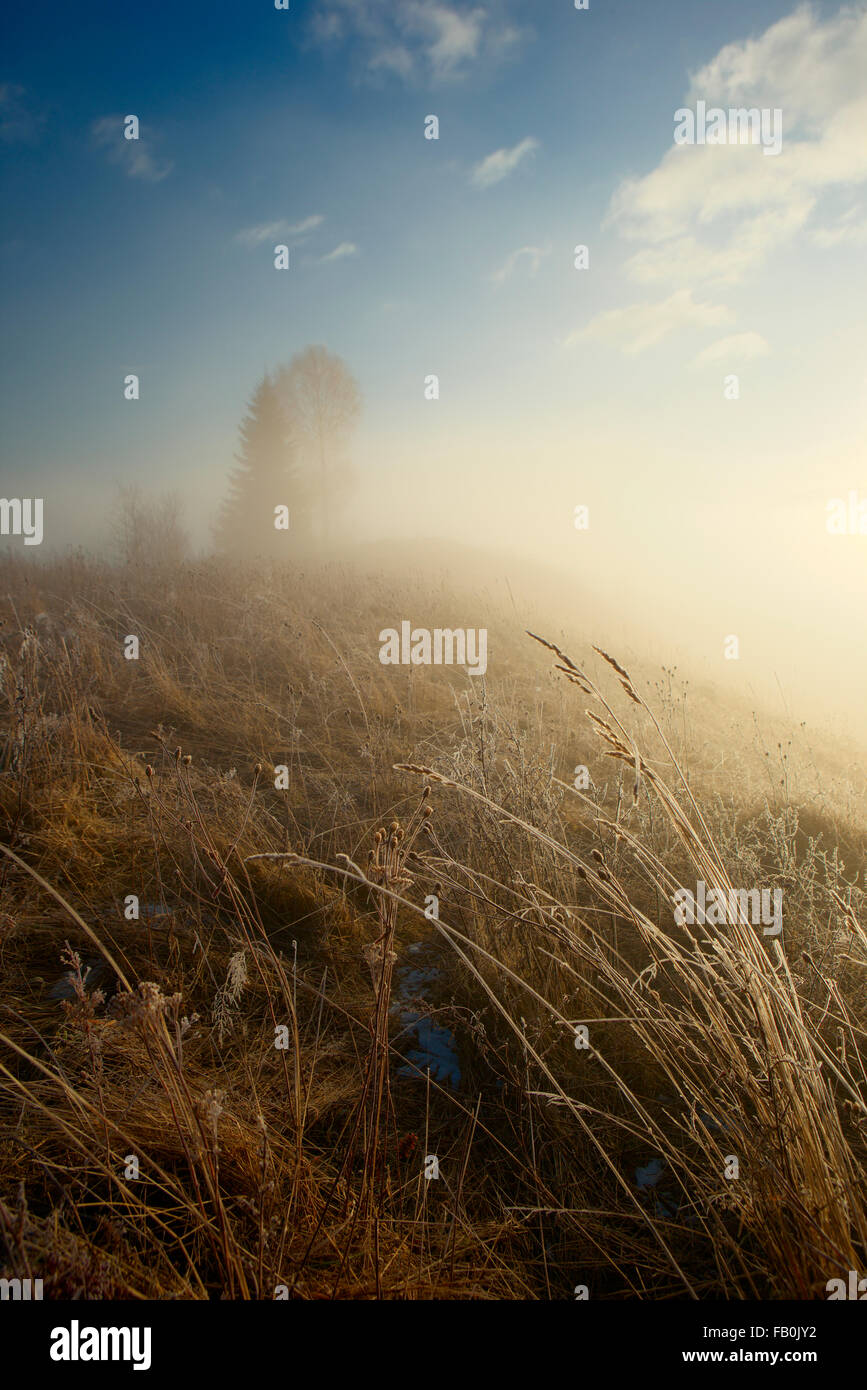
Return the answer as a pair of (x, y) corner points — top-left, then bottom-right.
(1, 0), (867, 731)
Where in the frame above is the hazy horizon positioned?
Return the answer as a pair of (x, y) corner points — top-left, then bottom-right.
(3, 0), (867, 734)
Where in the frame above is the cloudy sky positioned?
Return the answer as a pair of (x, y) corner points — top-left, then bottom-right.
(2, 1), (866, 727)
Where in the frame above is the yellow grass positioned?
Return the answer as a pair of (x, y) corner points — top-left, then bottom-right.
(1, 550), (865, 1299)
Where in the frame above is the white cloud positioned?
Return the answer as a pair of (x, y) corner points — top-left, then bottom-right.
(606, 5), (867, 288)
(694, 331), (770, 367)
(471, 137), (539, 189)
(319, 241), (358, 262)
(91, 116), (173, 182)
(235, 215), (325, 248)
(311, 0), (527, 83)
(490, 245), (547, 284)
(687, 5), (867, 126)
(583, 7), (867, 359)
(621, 195), (816, 288)
(235, 220), (354, 262)
(405, 2), (485, 80)
(567, 289), (733, 355)
(368, 46), (414, 78)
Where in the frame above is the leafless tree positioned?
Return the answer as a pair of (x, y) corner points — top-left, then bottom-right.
(113, 485), (189, 568)
(276, 346), (361, 540)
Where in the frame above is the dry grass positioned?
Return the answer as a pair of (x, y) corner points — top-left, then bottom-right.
(1, 549), (865, 1299)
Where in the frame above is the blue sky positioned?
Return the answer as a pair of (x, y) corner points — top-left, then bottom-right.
(1, 0), (844, 496)
(2, 0), (867, 725)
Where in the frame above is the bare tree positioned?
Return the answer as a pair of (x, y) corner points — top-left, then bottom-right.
(113, 485), (190, 568)
(276, 346), (361, 540)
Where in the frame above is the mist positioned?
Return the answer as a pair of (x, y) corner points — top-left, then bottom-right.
(3, 0), (867, 1322)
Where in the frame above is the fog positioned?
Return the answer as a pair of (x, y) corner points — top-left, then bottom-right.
(8, 430), (864, 755)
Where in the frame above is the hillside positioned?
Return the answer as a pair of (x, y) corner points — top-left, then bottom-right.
(1, 549), (866, 1299)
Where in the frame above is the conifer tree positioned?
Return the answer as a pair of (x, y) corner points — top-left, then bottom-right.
(214, 373), (308, 555)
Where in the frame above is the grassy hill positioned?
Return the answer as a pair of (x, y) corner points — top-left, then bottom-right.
(1, 548), (865, 1299)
